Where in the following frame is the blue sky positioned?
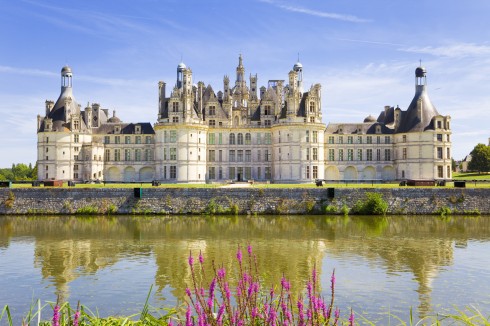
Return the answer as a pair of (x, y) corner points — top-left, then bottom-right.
(1, 0), (489, 167)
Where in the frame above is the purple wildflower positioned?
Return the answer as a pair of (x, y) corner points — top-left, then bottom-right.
(52, 304), (60, 326)
(198, 251), (204, 265)
(252, 307), (259, 318)
(217, 268), (226, 279)
(335, 307), (340, 319)
(247, 244), (252, 256)
(185, 287), (192, 297)
(349, 309), (355, 326)
(188, 252), (194, 267)
(224, 282), (231, 301)
(217, 304), (225, 323)
(236, 247), (242, 264)
(185, 305), (192, 326)
(73, 310), (80, 326)
(331, 270), (336, 291)
(281, 276), (290, 292)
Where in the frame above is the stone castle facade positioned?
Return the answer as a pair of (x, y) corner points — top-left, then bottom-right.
(37, 56), (452, 183)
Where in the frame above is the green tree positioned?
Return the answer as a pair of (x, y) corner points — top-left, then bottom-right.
(468, 143), (490, 173)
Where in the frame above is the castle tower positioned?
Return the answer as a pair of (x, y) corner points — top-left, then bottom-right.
(176, 62), (186, 89)
(293, 59), (303, 94)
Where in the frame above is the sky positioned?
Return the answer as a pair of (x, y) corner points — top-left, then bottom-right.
(1, 0), (489, 168)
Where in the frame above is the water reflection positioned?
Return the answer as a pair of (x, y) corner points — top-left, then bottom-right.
(1, 215), (489, 321)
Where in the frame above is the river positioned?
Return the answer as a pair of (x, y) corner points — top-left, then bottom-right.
(1, 215), (489, 324)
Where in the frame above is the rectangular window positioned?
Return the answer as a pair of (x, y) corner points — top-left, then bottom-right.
(313, 131), (318, 143)
(146, 149), (153, 161)
(264, 133), (272, 144)
(105, 149), (110, 161)
(257, 133), (261, 145)
(402, 148), (407, 160)
(218, 133), (222, 144)
(306, 166), (310, 179)
(209, 167), (216, 180)
(74, 134), (79, 143)
(245, 133), (251, 145)
(377, 136), (381, 144)
(306, 131), (310, 142)
(104, 136), (110, 144)
(229, 167), (236, 179)
(135, 136), (141, 144)
(135, 149), (141, 161)
(328, 136), (334, 144)
(437, 147), (443, 159)
(209, 120), (216, 127)
(209, 150), (215, 162)
(170, 148), (177, 160)
(145, 136), (152, 144)
(265, 167), (271, 179)
(357, 136), (362, 144)
(366, 136), (372, 144)
(376, 149), (381, 161)
(264, 120), (271, 126)
(245, 167), (252, 180)
(313, 148), (318, 160)
(257, 150), (261, 162)
(384, 149), (391, 161)
(438, 166), (443, 178)
(170, 166), (177, 179)
(219, 150), (222, 162)
(306, 148), (310, 160)
(115, 136), (120, 144)
(402, 135), (407, 143)
(218, 167), (223, 179)
(73, 164), (79, 171)
(172, 102), (178, 112)
(164, 148), (167, 160)
(367, 149), (373, 161)
(347, 149), (353, 161)
(437, 134), (443, 141)
(245, 150), (251, 162)
(125, 149), (131, 161)
(357, 149), (362, 161)
(229, 150), (235, 162)
(313, 166), (318, 179)
(338, 136), (343, 144)
(237, 150), (243, 162)
(170, 131), (177, 143)
(447, 147), (450, 159)
(114, 149), (121, 161)
(339, 149), (344, 161)
(125, 136), (131, 144)
(328, 149), (335, 161)
(347, 136), (353, 144)
(385, 136), (390, 144)
(209, 106), (216, 116)
(257, 167), (261, 180)
(208, 133), (215, 145)
(265, 149), (270, 162)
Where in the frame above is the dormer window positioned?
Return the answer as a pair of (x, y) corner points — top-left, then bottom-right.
(437, 120), (442, 129)
(376, 125), (381, 134)
(115, 125), (120, 134)
(135, 125), (141, 134)
(73, 120), (79, 130)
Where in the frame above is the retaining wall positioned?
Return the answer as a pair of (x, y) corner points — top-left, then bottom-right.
(0, 187), (489, 215)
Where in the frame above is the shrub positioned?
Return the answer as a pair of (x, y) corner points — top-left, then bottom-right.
(350, 193), (388, 215)
(435, 206), (452, 217)
(76, 205), (99, 215)
(4, 191), (15, 209)
(324, 204), (338, 215)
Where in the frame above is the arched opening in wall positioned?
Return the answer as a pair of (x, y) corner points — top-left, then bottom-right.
(106, 167), (121, 182)
(325, 166), (340, 181)
(124, 166), (136, 182)
(139, 167), (155, 182)
(382, 166), (396, 180)
(343, 166), (358, 181)
(362, 166), (376, 180)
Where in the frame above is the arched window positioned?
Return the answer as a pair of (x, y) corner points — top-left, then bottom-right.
(245, 133), (251, 145)
(237, 133), (244, 145)
(229, 133), (235, 145)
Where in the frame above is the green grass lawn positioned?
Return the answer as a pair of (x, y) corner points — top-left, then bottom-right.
(453, 172), (490, 180)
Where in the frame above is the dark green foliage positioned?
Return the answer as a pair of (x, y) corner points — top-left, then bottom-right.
(0, 163), (37, 181)
(468, 143), (490, 173)
(350, 192), (388, 215)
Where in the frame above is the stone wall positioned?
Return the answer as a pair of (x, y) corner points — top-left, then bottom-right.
(0, 187), (489, 215)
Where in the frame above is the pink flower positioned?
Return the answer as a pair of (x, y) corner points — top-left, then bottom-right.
(185, 305), (192, 326)
(217, 268), (226, 279)
(349, 309), (355, 326)
(198, 251), (204, 265)
(185, 288), (192, 297)
(52, 304), (60, 326)
(247, 244), (252, 256)
(236, 247), (242, 264)
(335, 307), (340, 319)
(331, 270), (336, 291)
(73, 310), (80, 326)
(188, 252), (194, 267)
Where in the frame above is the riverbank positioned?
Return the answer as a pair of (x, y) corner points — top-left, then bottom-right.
(1, 187), (489, 215)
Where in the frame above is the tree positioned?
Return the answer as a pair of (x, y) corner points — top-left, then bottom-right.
(468, 143), (490, 173)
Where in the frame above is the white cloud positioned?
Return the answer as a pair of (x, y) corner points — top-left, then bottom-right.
(258, 0), (371, 23)
(400, 43), (490, 58)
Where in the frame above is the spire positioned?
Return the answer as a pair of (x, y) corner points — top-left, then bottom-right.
(236, 54), (245, 83)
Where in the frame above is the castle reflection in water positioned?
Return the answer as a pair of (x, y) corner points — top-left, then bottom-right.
(1, 215), (489, 321)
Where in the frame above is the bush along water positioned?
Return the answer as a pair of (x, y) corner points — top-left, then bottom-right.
(183, 245), (350, 326)
(350, 192), (388, 215)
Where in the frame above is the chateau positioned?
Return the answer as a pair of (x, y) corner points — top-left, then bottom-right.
(37, 56), (452, 183)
